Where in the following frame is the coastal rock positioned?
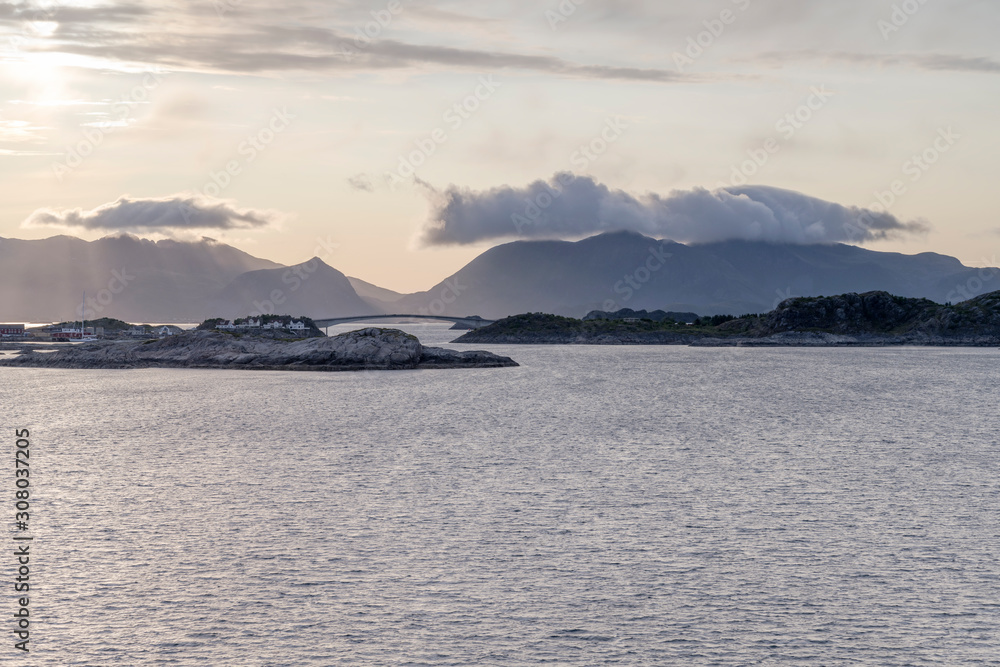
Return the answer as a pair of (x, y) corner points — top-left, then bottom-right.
(715, 291), (1000, 343)
(454, 313), (697, 345)
(456, 291), (1000, 346)
(583, 308), (700, 324)
(456, 330), (693, 345)
(419, 346), (525, 368)
(0, 328), (518, 371)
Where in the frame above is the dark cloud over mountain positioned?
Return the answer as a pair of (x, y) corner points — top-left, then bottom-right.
(420, 173), (928, 246)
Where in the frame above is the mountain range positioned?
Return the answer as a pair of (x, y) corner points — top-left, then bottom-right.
(0, 234), (280, 322)
(391, 231), (996, 317)
(1, 232), (996, 322)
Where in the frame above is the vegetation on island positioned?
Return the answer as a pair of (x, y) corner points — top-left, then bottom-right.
(716, 290), (1000, 337)
(50, 317), (146, 331)
(583, 308), (699, 324)
(456, 290), (1000, 344)
(482, 312), (703, 335)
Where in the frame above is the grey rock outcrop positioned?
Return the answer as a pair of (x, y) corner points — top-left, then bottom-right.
(0, 328), (517, 371)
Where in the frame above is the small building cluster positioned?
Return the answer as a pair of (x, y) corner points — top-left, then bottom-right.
(213, 317), (308, 331)
(52, 326), (96, 339)
(0, 324), (26, 338)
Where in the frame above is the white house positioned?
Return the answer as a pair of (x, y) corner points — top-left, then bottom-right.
(289, 321), (306, 331)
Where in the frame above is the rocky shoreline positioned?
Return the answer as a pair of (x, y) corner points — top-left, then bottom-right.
(454, 330), (697, 345)
(454, 291), (1000, 347)
(453, 330), (1000, 347)
(0, 328), (518, 371)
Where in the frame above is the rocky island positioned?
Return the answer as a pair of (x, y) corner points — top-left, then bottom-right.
(454, 290), (1000, 347)
(0, 327), (518, 371)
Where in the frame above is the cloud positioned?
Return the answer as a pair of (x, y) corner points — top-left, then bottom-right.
(346, 173), (374, 192)
(45, 30), (689, 82)
(749, 50), (1000, 75)
(0, 1), (149, 24)
(338, 38), (687, 82)
(4, 0), (995, 82)
(420, 173), (929, 246)
(0, 118), (48, 142)
(22, 194), (282, 233)
(0, 148), (60, 156)
(0, 1), (692, 83)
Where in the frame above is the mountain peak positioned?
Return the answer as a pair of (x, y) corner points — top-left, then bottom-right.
(0, 234), (284, 321)
(213, 256), (376, 319)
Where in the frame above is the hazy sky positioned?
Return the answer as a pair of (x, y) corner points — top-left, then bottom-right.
(1, 0), (998, 292)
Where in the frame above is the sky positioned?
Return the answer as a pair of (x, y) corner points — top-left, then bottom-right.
(1, 0), (998, 292)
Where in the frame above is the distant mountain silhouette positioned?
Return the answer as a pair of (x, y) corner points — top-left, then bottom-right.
(347, 277), (405, 311)
(214, 258), (377, 320)
(394, 231), (997, 317)
(0, 235), (374, 322)
(4, 231), (995, 323)
(0, 234), (281, 322)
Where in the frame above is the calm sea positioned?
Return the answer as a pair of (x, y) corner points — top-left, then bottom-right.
(1, 324), (997, 665)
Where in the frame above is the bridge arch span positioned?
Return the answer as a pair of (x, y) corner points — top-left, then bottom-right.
(313, 314), (495, 329)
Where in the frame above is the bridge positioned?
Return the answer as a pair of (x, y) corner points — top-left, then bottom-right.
(313, 314), (496, 330)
